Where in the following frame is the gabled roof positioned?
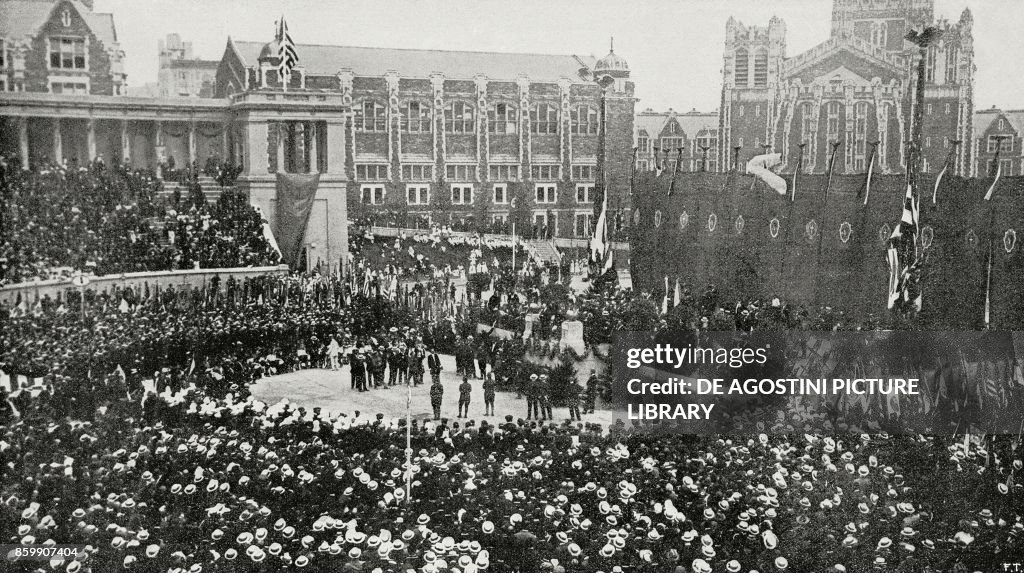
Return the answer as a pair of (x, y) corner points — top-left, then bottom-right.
(973, 109), (1024, 137)
(635, 110), (718, 140)
(0, 0), (117, 47)
(229, 40), (596, 83)
(782, 35), (902, 80)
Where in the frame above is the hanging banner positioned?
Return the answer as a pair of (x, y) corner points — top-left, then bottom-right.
(275, 172), (321, 269)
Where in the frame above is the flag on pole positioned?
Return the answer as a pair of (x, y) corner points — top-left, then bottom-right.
(661, 276), (669, 315)
(862, 142), (878, 206)
(932, 144), (957, 204)
(824, 141), (842, 199)
(673, 278), (681, 308)
(745, 153), (787, 195)
(276, 17), (299, 88)
(984, 150), (1003, 201)
(984, 238), (994, 329)
(886, 183), (922, 312)
(791, 144), (805, 202)
(590, 189), (613, 273)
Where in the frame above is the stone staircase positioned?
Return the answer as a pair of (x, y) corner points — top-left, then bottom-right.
(159, 176), (229, 203)
(528, 240), (562, 265)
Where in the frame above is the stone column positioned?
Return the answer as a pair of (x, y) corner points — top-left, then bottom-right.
(53, 118), (63, 164)
(308, 121), (319, 173)
(121, 120), (131, 164)
(325, 119), (346, 175)
(155, 121), (164, 178)
(188, 121), (197, 166)
(87, 119), (97, 162)
(18, 117), (29, 170)
(221, 123), (230, 162)
(276, 122), (287, 173)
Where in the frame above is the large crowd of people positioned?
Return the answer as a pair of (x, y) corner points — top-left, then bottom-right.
(0, 157), (280, 286)
(2, 168), (1023, 573)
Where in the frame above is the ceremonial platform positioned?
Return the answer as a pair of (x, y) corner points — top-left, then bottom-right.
(250, 353), (613, 426)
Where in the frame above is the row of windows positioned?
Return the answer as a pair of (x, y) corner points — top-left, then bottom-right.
(391, 212), (598, 238)
(636, 133), (718, 154)
(355, 164), (600, 182)
(360, 183), (595, 205)
(354, 101), (600, 134)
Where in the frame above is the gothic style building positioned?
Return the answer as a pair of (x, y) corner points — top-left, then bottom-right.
(634, 108), (719, 174)
(719, 0), (975, 177)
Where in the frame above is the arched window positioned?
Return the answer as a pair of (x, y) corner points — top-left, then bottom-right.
(571, 105), (599, 135)
(445, 102), (475, 133)
(531, 103), (559, 134)
(734, 48), (749, 88)
(404, 101), (431, 133)
(753, 49), (768, 87)
(356, 100), (386, 132)
(488, 103), (517, 134)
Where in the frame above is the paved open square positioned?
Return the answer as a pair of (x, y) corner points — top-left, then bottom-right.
(250, 353), (613, 426)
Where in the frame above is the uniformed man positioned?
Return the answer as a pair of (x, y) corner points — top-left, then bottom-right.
(483, 372), (496, 417)
(408, 342), (426, 387)
(457, 376), (472, 418)
(429, 378), (444, 420)
(567, 378), (583, 421)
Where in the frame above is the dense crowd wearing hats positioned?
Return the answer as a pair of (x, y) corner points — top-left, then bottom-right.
(3, 267), (1023, 573)
(0, 157), (280, 286)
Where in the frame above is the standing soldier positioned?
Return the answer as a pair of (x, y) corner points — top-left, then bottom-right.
(540, 374), (553, 421)
(395, 342), (410, 387)
(370, 345), (386, 389)
(526, 374), (539, 420)
(427, 348), (443, 386)
(408, 342), (426, 387)
(585, 369), (599, 414)
(430, 377), (444, 420)
(483, 372), (496, 417)
(458, 375), (472, 418)
(387, 342), (402, 387)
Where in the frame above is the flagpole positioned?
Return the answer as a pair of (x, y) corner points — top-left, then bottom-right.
(406, 374), (412, 503)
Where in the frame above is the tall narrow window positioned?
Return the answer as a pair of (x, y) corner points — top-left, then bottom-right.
(925, 46), (936, 82)
(753, 49), (768, 87)
(734, 48), (749, 88)
(945, 46), (960, 84)
(826, 101), (841, 141)
(854, 101), (869, 170)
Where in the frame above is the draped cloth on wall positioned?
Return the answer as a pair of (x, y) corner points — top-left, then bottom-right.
(275, 173), (321, 269)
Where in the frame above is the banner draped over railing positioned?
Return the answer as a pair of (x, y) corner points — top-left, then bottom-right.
(275, 173), (321, 269)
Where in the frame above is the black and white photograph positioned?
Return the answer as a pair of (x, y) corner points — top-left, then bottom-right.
(1, 0), (1023, 571)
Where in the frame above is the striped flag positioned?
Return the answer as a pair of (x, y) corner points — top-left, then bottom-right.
(590, 188), (614, 273)
(886, 183), (922, 312)
(277, 17), (299, 87)
(673, 278), (681, 308)
(661, 276), (669, 315)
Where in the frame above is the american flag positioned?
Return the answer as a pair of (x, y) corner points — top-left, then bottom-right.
(886, 183), (922, 312)
(277, 17), (299, 84)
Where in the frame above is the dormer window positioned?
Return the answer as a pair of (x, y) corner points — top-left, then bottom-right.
(49, 37), (86, 70)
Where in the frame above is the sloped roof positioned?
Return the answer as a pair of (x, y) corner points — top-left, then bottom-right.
(635, 110), (718, 139)
(0, 0), (117, 46)
(782, 35), (902, 80)
(230, 40), (596, 83)
(973, 109), (1024, 136)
